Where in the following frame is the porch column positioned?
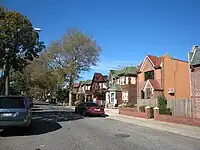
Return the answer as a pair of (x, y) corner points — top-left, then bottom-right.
(69, 91), (72, 107)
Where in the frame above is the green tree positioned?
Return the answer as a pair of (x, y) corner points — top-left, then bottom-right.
(48, 29), (101, 91)
(0, 6), (45, 94)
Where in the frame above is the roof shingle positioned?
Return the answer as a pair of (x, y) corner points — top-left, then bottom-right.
(149, 79), (163, 91)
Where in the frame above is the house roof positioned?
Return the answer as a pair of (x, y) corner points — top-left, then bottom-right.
(118, 66), (137, 76)
(73, 83), (80, 88)
(85, 80), (92, 85)
(148, 79), (163, 91)
(189, 45), (200, 66)
(147, 55), (161, 67)
(110, 66), (137, 77)
(137, 54), (162, 72)
(108, 84), (121, 91)
(80, 81), (86, 86)
(93, 73), (106, 82)
(110, 70), (122, 78)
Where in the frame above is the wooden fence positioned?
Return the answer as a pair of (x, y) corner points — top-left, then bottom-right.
(137, 98), (192, 117)
(137, 98), (158, 107)
(167, 99), (192, 117)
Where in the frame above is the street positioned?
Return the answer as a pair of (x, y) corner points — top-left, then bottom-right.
(0, 104), (200, 150)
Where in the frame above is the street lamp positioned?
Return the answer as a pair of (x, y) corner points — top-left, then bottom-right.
(4, 27), (41, 95)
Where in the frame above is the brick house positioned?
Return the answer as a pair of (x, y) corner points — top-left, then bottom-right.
(90, 73), (108, 105)
(71, 80), (92, 103)
(137, 54), (190, 107)
(189, 45), (200, 118)
(106, 66), (137, 107)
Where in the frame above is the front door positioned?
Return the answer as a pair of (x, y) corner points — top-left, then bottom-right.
(110, 92), (115, 104)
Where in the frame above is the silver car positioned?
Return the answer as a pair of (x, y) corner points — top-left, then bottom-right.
(0, 95), (32, 130)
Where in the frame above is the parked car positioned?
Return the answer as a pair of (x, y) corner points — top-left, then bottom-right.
(0, 95), (32, 130)
(75, 102), (105, 116)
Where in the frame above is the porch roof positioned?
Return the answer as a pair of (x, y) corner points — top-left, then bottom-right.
(144, 79), (163, 91)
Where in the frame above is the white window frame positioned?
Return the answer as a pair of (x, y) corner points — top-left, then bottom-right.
(110, 92), (115, 103)
(122, 91), (128, 101)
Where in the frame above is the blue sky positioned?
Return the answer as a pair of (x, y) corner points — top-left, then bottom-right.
(2, 0), (200, 80)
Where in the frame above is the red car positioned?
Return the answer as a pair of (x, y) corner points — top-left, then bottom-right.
(75, 102), (105, 116)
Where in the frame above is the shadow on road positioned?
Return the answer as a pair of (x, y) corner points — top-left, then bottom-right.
(0, 111), (83, 137)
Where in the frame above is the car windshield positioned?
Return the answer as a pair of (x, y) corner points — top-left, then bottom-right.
(0, 97), (25, 108)
(85, 103), (99, 107)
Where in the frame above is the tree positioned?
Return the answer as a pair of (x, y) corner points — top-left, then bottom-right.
(48, 29), (101, 90)
(0, 6), (45, 94)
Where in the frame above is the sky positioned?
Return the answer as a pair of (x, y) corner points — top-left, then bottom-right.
(2, 0), (200, 80)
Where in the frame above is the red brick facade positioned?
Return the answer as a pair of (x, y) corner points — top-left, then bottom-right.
(190, 65), (200, 118)
(116, 91), (123, 104)
(119, 107), (150, 119)
(121, 80), (137, 105)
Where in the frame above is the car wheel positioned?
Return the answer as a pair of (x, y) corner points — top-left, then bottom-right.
(24, 121), (32, 132)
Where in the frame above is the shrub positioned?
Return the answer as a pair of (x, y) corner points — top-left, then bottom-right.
(159, 108), (172, 115)
(118, 104), (123, 108)
(158, 96), (167, 108)
(139, 105), (146, 112)
(114, 103), (118, 107)
(125, 102), (135, 108)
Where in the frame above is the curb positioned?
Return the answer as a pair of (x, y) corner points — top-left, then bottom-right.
(106, 114), (200, 140)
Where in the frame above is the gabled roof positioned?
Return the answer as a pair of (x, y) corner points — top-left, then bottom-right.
(147, 55), (161, 67)
(138, 54), (162, 72)
(73, 83), (80, 88)
(93, 73), (106, 82)
(148, 79), (163, 91)
(189, 45), (200, 66)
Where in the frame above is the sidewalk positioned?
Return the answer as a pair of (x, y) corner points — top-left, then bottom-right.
(106, 113), (200, 140)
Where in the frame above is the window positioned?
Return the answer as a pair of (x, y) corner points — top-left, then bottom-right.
(0, 97), (25, 108)
(122, 91), (128, 100)
(126, 77), (129, 84)
(146, 88), (152, 99)
(141, 90), (145, 99)
(131, 77), (136, 84)
(144, 71), (154, 81)
(120, 77), (125, 85)
(85, 103), (98, 107)
(110, 92), (115, 102)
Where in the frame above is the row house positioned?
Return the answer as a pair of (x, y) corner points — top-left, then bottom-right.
(71, 80), (92, 103)
(189, 45), (200, 118)
(90, 73), (108, 104)
(137, 54), (190, 107)
(71, 73), (108, 104)
(106, 66), (137, 107)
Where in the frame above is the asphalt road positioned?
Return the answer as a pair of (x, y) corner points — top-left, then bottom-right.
(0, 104), (200, 150)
